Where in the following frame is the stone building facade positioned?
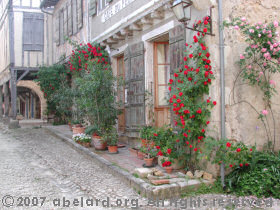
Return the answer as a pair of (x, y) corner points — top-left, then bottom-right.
(42, 0), (280, 151)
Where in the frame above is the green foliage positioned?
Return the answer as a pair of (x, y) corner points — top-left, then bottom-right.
(85, 124), (102, 136)
(226, 151), (280, 198)
(102, 127), (118, 146)
(181, 181), (223, 197)
(35, 63), (72, 121)
(72, 133), (92, 143)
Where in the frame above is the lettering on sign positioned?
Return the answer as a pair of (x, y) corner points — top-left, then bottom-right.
(102, 0), (137, 22)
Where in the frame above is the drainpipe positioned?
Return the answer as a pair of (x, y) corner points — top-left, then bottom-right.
(218, 0), (226, 188)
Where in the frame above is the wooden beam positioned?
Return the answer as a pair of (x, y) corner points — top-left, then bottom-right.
(17, 70), (30, 83)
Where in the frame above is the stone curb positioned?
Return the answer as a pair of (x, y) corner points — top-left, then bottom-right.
(45, 126), (213, 199)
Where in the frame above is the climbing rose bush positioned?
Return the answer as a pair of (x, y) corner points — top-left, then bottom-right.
(166, 16), (217, 165)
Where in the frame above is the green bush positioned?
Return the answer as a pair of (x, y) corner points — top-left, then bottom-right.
(226, 151), (280, 198)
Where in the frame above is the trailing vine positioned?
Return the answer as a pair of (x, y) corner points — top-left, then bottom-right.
(224, 18), (280, 151)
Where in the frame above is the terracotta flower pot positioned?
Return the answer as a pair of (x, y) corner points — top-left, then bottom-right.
(137, 151), (145, 160)
(129, 148), (138, 156)
(92, 137), (107, 150)
(68, 123), (73, 131)
(108, 145), (118, 153)
(144, 157), (154, 167)
(82, 142), (91, 148)
(72, 126), (85, 134)
(165, 166), (173, 174)
(158, 156), (185, 170)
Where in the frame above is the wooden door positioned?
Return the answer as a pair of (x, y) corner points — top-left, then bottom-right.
(117, 56), (125, 132)
(124, 42), (145, 134)
(154, 42), (170, 127)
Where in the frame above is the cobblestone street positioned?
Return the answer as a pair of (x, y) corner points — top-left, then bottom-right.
(1, 124), (280, 210)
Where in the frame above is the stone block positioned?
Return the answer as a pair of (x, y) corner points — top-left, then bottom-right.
(203, 172), (213, 181)
(150, 179), (170, 185)
(154, 170), (164, 176)
(194, 170), (204, 178)
(186, 171), (194, 179)
(8, 120), (20, 129)
(133, 168), (153, 178)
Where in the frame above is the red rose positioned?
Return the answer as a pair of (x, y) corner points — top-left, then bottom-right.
(226, 142), (231, 148)
(206, 121), (210, 125)
(168, 86), (171, 91)
(204, 20), (208, 25)
(173, 95), (177, 99)
(167, 148), (172, 154)
(189, 54), (193, 58)
(169, 99), (173, 103)
(156, 146), (160, 149)
(204, 81), (208, 85)
(174, 73), (178, 77)
(206, 52), (210, 58)
(173, 103), (177, 107)
(245, 163), (249, 166)
(236, 148), (241, 152)
(250, 148), (253, 151)
(239, 163), (243, 167)
(176, 139), (180, 143)
(201, 129), (205, 133)
(229, 164), (233, 168)
(183, 133), (188, 138)
(205, 71), (209, 77)
(197, 109), (202, 114)
(188, 77), (193, 81)
(213, 101), (217, 105)
(186, 141), (189, 145)
(203, 28), (208, 33)
(184, 57), (188, 61)
(189, 145), (193, 148)
(169, 79), (173, 83)
(153, 133), (158, 137)
(157, 151), (163, 156)
(177, 99), (181, 103)
(194, 148), (198, 152)
(179, 92), (183, 96)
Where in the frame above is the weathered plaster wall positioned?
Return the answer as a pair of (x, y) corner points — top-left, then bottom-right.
(202, 0), (280, 150)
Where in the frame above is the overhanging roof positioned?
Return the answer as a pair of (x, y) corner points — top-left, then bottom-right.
(40, 0), (59, 9)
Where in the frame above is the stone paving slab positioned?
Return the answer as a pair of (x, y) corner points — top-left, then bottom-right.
(45, 125), (214, 199)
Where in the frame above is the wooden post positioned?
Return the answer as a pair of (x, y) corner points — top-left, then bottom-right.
(0, 85), (3, 118)
(10, 70), (17, 120)
(3, 82), (10, 117)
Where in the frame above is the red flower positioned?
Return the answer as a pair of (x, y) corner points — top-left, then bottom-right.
(176, 139), (180, 143)
(205, 71), (209, 77)
(183, 133), (188, 138)
(184, 57), (188, 61)
(168, 86), (171, 91)
(156, 146), (160, 149)
(189, 145), (193, 148)
(186, 141), (189, 145)
(226, 142), (231, 148)
(203, 28), (208, 33)
(194, 148), (198, 152)
(169, 99), (173, 103)
(153, 133), (158, 137)
(239, 163), (243, 167)
(167, 148), (172, 154)
(207, 99), (210, 103)
(174, 73), (178, 77)
(206, 52), (210, 58)
(206, 121), (210, 125)
(184, 110), (190, 114)
(173, 95), (177, 99)
(245, 163), (249, 166)
(213, 101), (217, 105)
(179, 92), (183, 96)
(173, 103), (177, 107)
(177, 99), (181, 103)
(236, 148), (241, 152)
(196, 109), (202, 114)
(157, 151), (163, 156)
(193, 36), (198, 43)
(229, 164), (233, 168)
(250, 148), (253, 151)
(188, 77), (193, 81)
(201, 129), (205, 133)
(169, 79), (173, 83)
(204, 20), (208, 25)
(189, 54), (193, 58)
(204, 81), (208, 85)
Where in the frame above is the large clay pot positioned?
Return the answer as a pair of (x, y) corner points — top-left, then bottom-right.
(158, 156), (185, 170)
(144, 157), (154, 167)
(72, 126), (85, 134)
(92, 136), (107, 150)
(108, 145), (118, 154)
(129, 148), (138, 156)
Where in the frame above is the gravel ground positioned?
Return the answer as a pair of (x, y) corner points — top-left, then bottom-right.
(0, 123), (279, 210)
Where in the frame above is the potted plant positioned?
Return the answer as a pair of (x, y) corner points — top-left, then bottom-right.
(144, 146), (157, 167)
(137, 146), (146, 160)
(86, 125), (107, 150)
(103, 127), (118, 154)
(72, 133), (92, 148)
(140, 126), (155, 148)
(72, 120), (85, 134)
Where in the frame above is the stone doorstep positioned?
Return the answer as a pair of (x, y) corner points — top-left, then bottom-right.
(45, 126), (214, 199)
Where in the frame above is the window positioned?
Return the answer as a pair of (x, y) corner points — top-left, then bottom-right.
(23, 12), (44, 51)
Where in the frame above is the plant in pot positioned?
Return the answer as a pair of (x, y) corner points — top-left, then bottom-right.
(103, 127), (118, 154)
(157, 147), (174, 174)
(72, 133), (92, 148)
(86, 125), (107, 150)
(72, 120), (85, 134)
(137, 146), (147, 160)
(144, 146), (157, 167)
(140, 126), (156, 148)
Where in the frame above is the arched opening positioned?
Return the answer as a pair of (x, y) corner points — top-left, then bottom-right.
(17, 80), (47, 119)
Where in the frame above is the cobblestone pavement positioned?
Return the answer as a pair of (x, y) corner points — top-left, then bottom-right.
(0, 123), (279, 210)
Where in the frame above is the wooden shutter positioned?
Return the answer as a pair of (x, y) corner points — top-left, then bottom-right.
(89, 0), (97, 16)
(169, 25), (185, 74)
(63, 7), (68, 39)
(23, 12), (44, 51)
(67, 1), (73, 35)
(72, 0), (77, 34)
(54, 14), (59, 45)
(124, 42), (145, 133)
(169, 25), (186, 127)
(77, 0), (83, 29)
